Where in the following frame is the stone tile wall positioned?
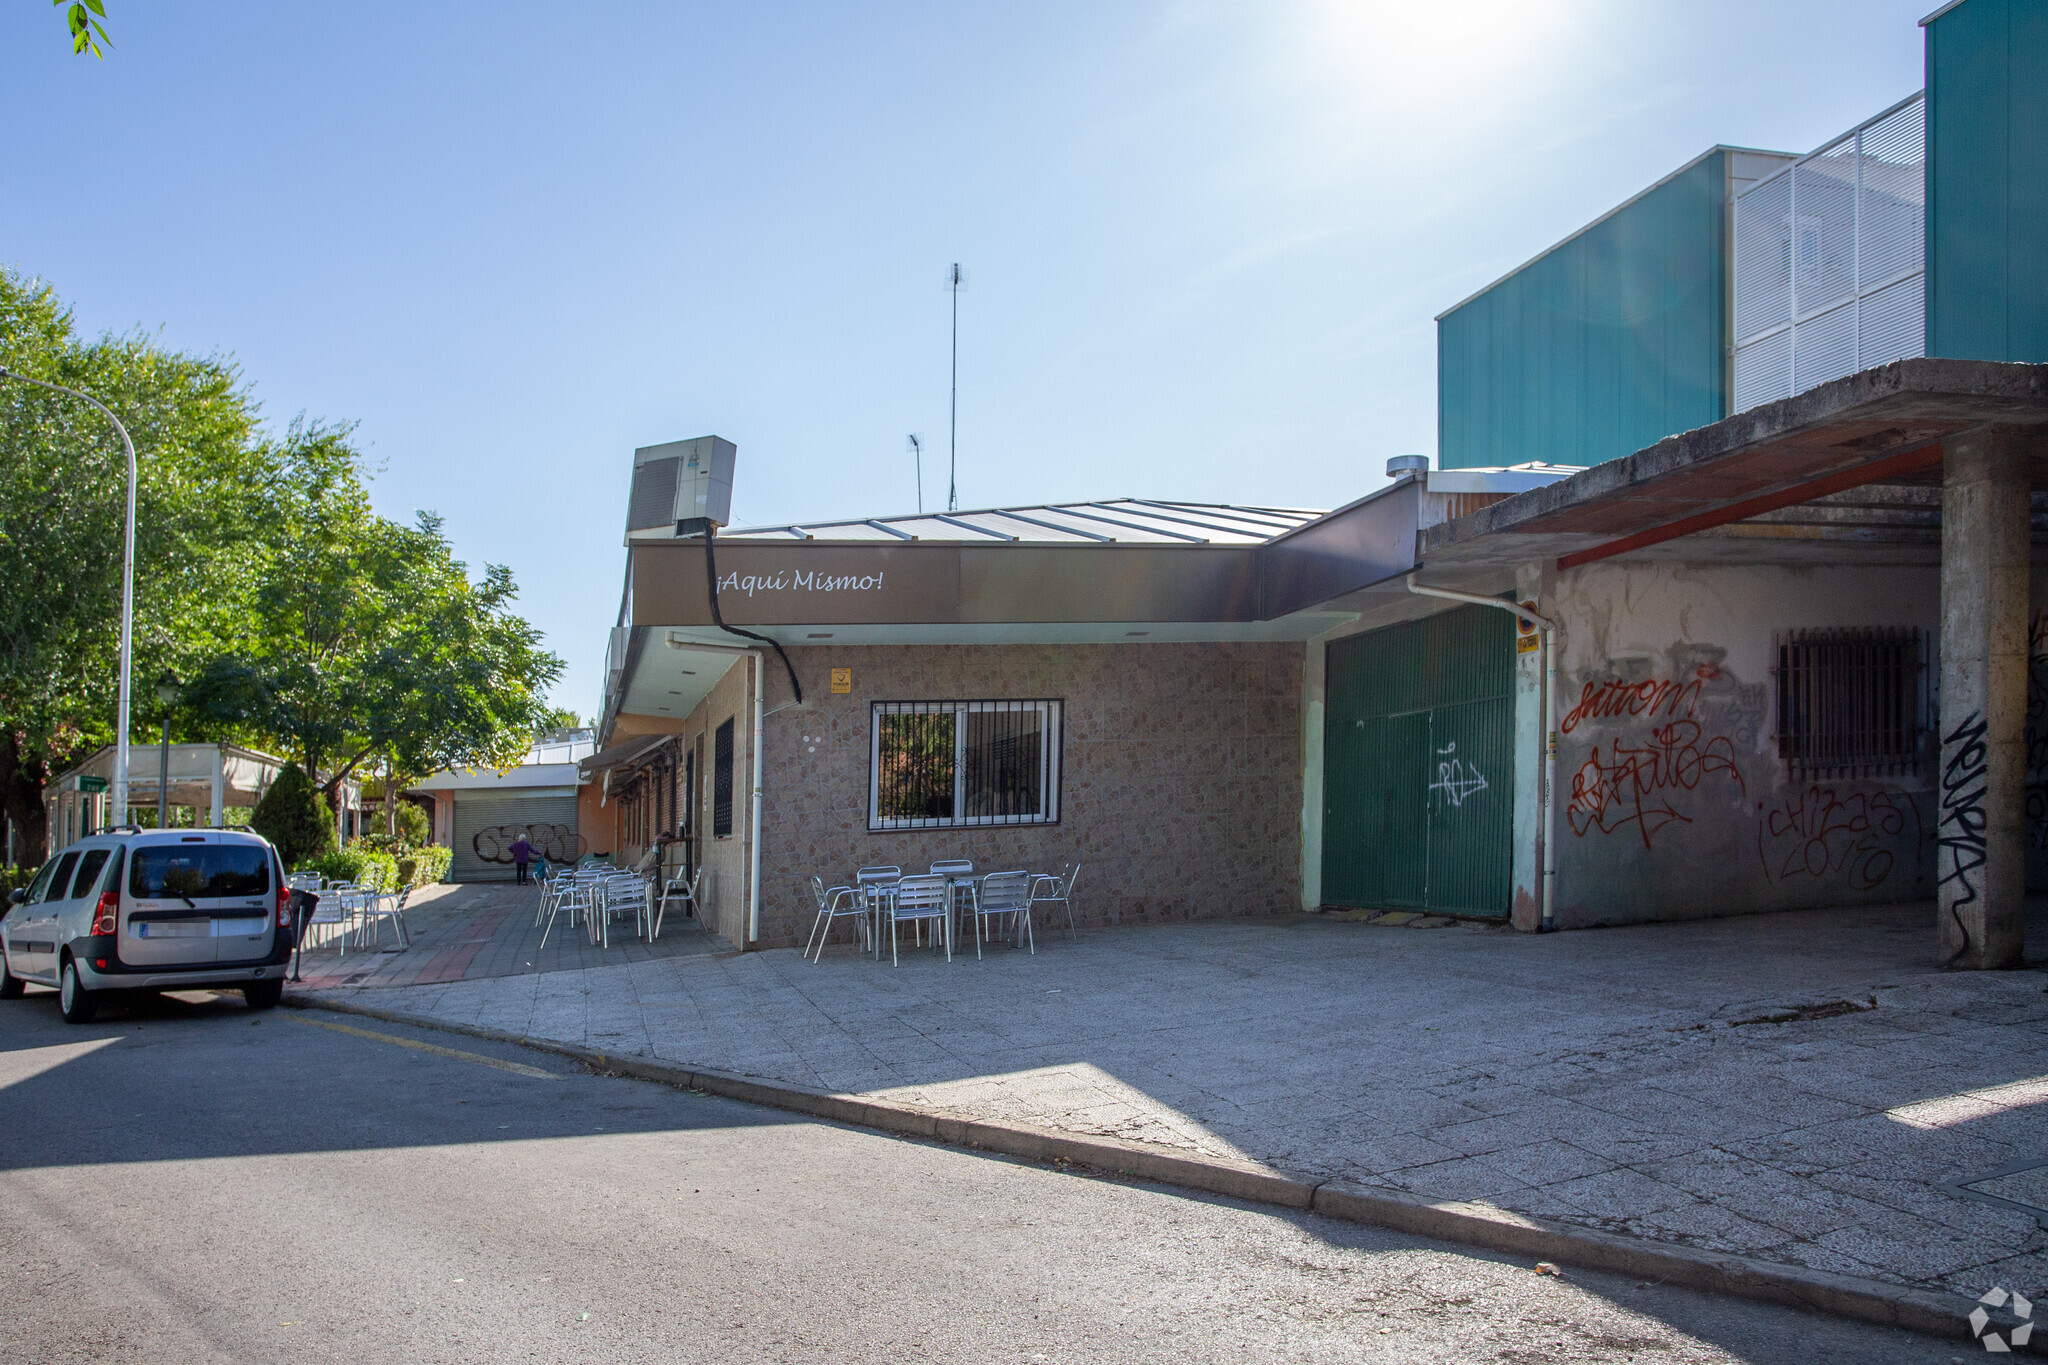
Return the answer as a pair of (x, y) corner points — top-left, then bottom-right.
(753, 642), (1303, 950)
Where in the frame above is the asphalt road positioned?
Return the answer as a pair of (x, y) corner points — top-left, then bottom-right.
(0, 985), (1975, 1364)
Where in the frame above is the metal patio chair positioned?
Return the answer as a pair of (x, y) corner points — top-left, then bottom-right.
(976, 870), (1035, 955)
(356, 885), (412, 951)
(654, 867), (701, 939)
(855, 866), (902, 960)
(883, 873), (952, 966)
(929, 859), (978, 953)
(539, 877), (591, 950)
(301, 884), (354, 954)
(804, 875), (867, 961)
(1029, 862), (1082, 943)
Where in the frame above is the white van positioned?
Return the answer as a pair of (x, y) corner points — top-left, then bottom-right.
(1, 827), (293, 1023)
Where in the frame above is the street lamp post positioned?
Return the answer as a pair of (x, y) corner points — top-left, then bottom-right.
(0, 366), (140, 828)
(155, 671), (179, 830)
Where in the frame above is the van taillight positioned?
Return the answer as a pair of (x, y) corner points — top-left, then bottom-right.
(92, 891), (118, 936)
(276, 884), (291, 928)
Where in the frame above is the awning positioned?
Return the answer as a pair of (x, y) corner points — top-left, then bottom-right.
(577, 733), (670, 782)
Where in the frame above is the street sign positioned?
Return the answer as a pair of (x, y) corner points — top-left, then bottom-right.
(1516, 601), (1540, 654)
(76, 774), (108, 793)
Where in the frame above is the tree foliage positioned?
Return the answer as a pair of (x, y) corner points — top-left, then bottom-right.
(1, 267), (566, 862)
(56, 1), (110, 59)
(1, 270), (273, 860)
(185, 450), (564, 800)
(249, 762), (337, 869)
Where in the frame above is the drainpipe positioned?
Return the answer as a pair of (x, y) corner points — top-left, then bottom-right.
(747, 651), (764, 948)
(1403, 575), (1560, 932)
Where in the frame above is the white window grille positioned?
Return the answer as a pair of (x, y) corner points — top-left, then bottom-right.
(1732, 92), (1925, 412)
(868, 700), (1063, 830)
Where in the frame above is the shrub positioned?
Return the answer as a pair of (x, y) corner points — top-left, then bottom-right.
(251, 765), (337, 869)
(393, 800), (430, 849)
(0, 864), (40, 904)
(409, 844), (452, 886)
(302, 840), (399, 892)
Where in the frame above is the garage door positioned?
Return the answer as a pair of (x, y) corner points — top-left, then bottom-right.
(1321, 605), (1514, 916)
(452, 792), (581, 882)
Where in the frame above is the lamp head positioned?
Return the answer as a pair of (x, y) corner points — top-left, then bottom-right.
(154, 670), (180, 707)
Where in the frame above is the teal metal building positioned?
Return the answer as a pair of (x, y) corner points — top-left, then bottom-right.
(1434, 150), (1793, 471)
(1925, 0), (2048, 364)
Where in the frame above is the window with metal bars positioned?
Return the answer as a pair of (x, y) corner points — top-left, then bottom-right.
(869, 700), (1062, 830)
(1775, 628), (1922, 781)
(712, 718), (735, 838)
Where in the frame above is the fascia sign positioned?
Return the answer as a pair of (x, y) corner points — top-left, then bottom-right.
(718, 570), (888, 597)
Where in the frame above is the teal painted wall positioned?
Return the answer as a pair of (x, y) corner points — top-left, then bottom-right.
(1437, 151), (1728, 470)
(1926, 0), (2048, 363)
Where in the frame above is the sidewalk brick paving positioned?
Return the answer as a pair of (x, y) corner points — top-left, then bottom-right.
(293, 881), (728, 990)
(306, 897), (2048, 1299)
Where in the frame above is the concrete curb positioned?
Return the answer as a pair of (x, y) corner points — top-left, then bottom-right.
(286, 990), (2012, 1350)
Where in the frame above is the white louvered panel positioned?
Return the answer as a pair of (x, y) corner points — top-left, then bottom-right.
(1793, 301), (1858, 394)
(1730, 92), (1924, 411)
(1732, 173), (1792, 342)
(1857, 99), (1925, 289)
(1733, 330), (1793, 412)
(1791, 138), (1858, 320)
(1858, 272), (1925, 369)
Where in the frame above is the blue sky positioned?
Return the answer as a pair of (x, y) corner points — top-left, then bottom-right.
(1, 1), (1930, 718)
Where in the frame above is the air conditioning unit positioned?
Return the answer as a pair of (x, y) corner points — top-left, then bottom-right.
(625, 437), (736, 541)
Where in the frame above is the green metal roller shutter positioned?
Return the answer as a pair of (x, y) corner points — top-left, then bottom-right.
(1321, 605), (1514, 916)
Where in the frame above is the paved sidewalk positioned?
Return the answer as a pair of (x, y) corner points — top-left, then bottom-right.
(307, 899), (2048, 1299)
(293, 882), (728, 990)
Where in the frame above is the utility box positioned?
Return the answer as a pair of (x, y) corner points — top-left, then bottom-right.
(625, 436), (736, 540)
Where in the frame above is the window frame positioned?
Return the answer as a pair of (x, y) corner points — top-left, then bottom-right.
(712, 718), (735, 839)
(1775, 626), (1924, 781)
(866, 698), (1064, 832)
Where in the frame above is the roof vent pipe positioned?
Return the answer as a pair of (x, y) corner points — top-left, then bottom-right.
(1386, 454), (1430, 480)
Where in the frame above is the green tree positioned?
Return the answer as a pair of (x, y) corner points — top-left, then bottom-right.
(1, 269), (276, 862)
(185, 443), (564, 806)
(536, 706), (581, 734)
(249, 762), (337, 869)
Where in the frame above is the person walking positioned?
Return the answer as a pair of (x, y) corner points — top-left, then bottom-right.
(509, 833), (534, 885)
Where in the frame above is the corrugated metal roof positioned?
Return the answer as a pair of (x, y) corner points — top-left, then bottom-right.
(719, 498), (1326, 546)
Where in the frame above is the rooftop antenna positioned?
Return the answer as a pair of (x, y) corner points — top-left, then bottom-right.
(945, 262), (966, 512)
(907, 433), (924, 514)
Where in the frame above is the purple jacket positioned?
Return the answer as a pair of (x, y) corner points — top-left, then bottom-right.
(509, 837), (534, 863)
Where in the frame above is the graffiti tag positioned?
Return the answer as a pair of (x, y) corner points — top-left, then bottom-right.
(1560, 676), (1706, 735)
(1568, 718), (1746, 849)
(473, 823), (585, 865)
(1938, 712), (1989, 908)
(1428, 742), (1489, 809)
(1756, 787), (1920, 891)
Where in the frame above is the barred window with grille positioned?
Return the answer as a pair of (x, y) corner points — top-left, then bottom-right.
(1775, 628), (1922, 781)
(712, 718), (734, 838)
(869, 700), (1062, 830)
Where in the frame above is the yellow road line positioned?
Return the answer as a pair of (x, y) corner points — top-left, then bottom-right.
(289, 1015), (564, 1080)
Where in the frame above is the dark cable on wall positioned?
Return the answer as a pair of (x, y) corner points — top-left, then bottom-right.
(701, 527), (804, 706)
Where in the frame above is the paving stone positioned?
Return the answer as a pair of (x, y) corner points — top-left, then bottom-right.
(305, 892), (2048, 1296)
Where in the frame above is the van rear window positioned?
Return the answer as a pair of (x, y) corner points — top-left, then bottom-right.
(129, 846), (272, 900)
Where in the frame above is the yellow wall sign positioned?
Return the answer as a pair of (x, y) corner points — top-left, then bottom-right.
(1515, 601), (1540, 654)
(830, 668), (852, 694)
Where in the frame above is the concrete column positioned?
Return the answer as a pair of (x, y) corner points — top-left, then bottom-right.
(1510, 561), (1556, 931)
(1938, 425), (2032, 969)
(1299, 634), (1327, 910)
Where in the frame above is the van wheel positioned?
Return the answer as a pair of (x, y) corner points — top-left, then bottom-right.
(243, 979), (283, 1011)
(0, 951), (23, 999)
(58, 958), (99, 1024)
